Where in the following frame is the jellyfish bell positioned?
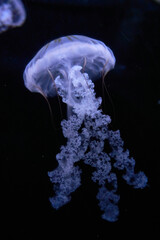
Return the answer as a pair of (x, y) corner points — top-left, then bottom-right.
(23, 35), (116, 98)
(0, 0), (26, 33)
(24, 35), (116, 120)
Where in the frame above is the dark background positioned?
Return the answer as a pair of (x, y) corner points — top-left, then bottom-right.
(1, 0), (160, 239)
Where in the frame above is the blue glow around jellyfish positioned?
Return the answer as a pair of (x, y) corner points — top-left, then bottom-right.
(23, 35), (148, 222)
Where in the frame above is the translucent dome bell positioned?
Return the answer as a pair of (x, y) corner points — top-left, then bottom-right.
(23, 35), (116, 97)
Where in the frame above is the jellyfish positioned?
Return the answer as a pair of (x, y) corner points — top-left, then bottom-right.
(23, 35), (148, 222)
(0, 0), (26, 33)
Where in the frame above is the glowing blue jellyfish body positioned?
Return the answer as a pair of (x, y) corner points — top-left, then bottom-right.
(23, 35), (115, 98)
(24, 35), (147, 222)
(0, 0), (26, 33)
